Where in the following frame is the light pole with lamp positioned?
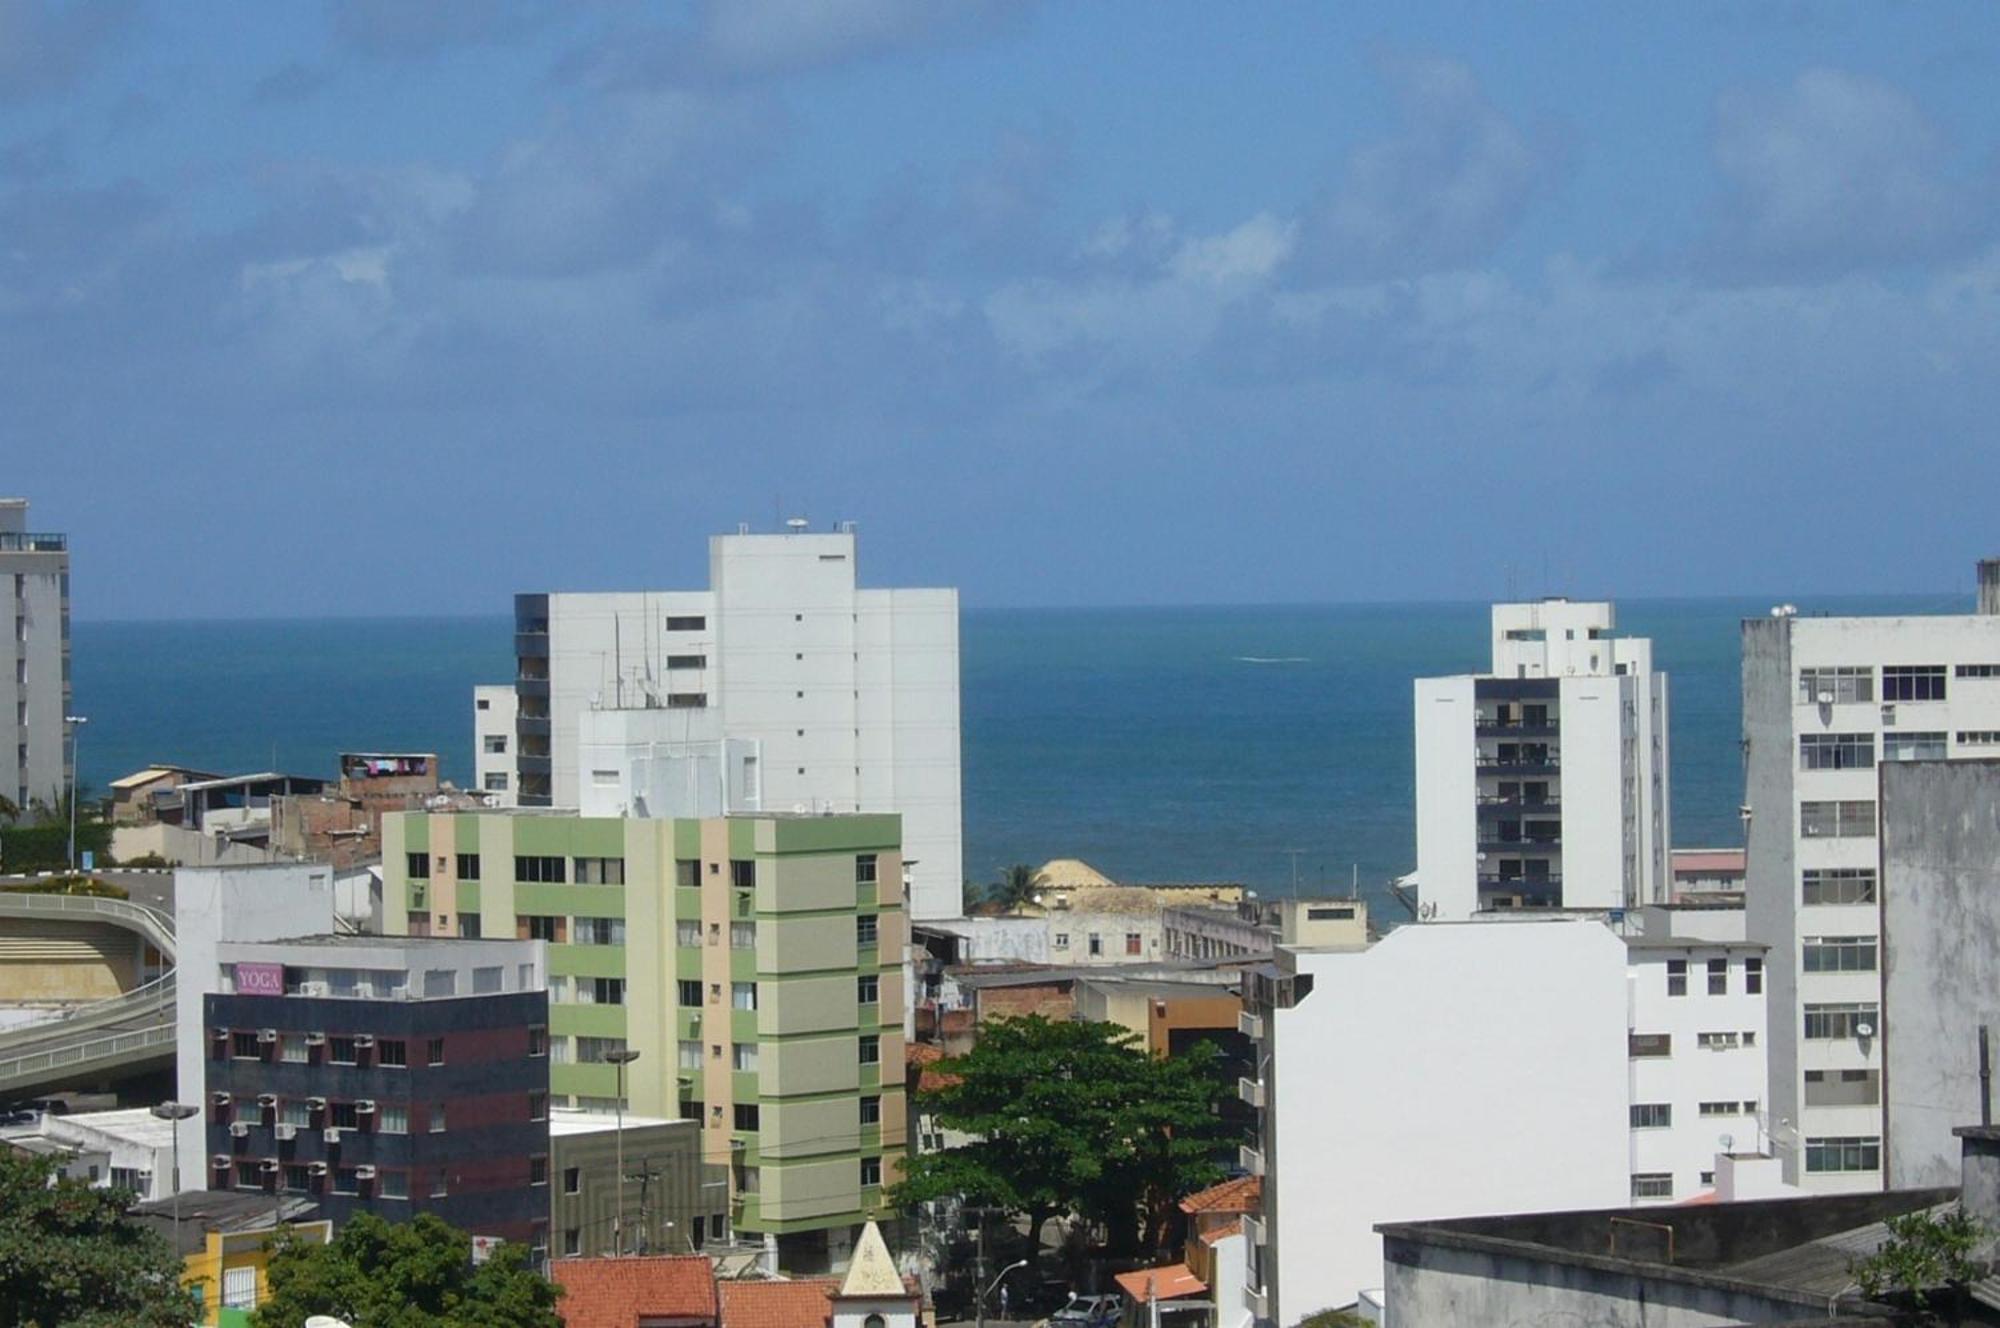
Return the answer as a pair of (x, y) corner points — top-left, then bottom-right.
(605, 1048), (641, 1255)
(63, 714), (87, 871)
(977, 1258), (1029, 1328)
(149, 1100), (199, 1257)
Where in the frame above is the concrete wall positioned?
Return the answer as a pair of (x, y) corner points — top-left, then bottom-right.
(0, 504), (68, 812)
(1740, 615), (1800, 1182)
(1881, 759), (2000, 1188)
(1413, 675), (1476, 921)
(1560, 678), (1626, 911)
(0, 918), (141, 1001)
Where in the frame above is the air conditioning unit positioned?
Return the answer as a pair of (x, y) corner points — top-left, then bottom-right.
(212, 1155), (232, 1170)
(307, 1161), (328, 1176)
(353, 1034), (377, 1049)
(257, 1028), (279, 1043)
(323, 1127), (343, 1145)
(230, 1122), (251, 1138)
(256, 1093), (278, 1108)
(260, 1158), (281, 1173)
(355, 1165), (377, 1181)
(305, 1031), (327, 1046)
(299, 982), (329, 998)
(210, 1091), (232, 1106)
(356, 1100), (376, 1115)
(307, 1097), (327, 1111)
(276, 1124), (298, 1141)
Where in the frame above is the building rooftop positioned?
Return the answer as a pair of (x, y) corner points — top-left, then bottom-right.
(1112, 1264), (1206, 1303)
(549, 1107), (680, 1137)
(129, 1192), (320, 1256)
(47, 1107), (179, 1148)
(1179, 1174), (1260, 1216)
(716, 1277), (840, 1328)
(1623, 936), (1768, 953)
(1671, 848), (1747, 874)
(551, 1254), (718, 1328)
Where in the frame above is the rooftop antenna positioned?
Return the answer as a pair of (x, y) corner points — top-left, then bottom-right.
(614, 615), (623, 709)
(1281, 848), (1304, 895)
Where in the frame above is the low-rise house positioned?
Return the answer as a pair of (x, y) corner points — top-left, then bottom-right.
(129, 1191), (331, 1327)
(1162, 897), (1368, 964)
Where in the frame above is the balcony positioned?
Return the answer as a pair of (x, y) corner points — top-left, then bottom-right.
(1475, 718), (1561, 739)
(515, 716), (551, 738)
(515, 678), (550, 700)
(1477, 755), (1561, 775)
(0, 532), (65, 552)
(517, 755), (552, 777)
(1476, 876), (1562, 907)
(1476, 794), (1561, 814)
(514, 632), (549, 658)
(1237, 1076), (1265, 1109)
(1479, 836), (1562, 855)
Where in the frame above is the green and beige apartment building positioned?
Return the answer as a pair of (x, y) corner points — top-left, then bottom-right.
(381, 809), (907, 1269)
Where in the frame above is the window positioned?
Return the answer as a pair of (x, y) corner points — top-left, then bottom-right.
(530, 1155), (548, 1186)
(376, 1038), (406, 1068)
(563, 1166), (581, 1195)
(330, 1102), (360, 1130)
(1803, 936), (1877, 973)
(730, 860), (756, 890)
(584, 978), (626, 1006)
(456, 853), (481, 878)
(733, 1043), (758, 1072)
(859, 1035), (880, 1065)
(1628, 1032), (1671, 1057)
(483, 734), (508, 754)
(326, 1035), (356, 1065)
(1630, 1103), (1671, 1129)
(1800, 800), (1876, 838)
(528, 1025), (547, 1057)
(1088, 934), (1103, 957)
(1746, 957), (1763, 994)
(407, 852), (431, 878)
(665, 692), (707, 709)
(1804, 1002), (1879, 1040)
(1805, 1136), (1881, 1173)
(1956, 664), (2000, 678)
(678, 980), (702, 1007)
(515, 855), (566, 883)
(666, 653), (706, 670)
(860, 1156), (882, 1187)
(234, 1161), (262, 1190)
(1053, 932), (1069, 949)
(856, 854), (878, 885)
(380, 1169), (407, 1199)
(222, 1265), (258, 1311)
(1883, 731), (1948, 762)
(1699, 1101), (1745, 1117)
(483, 772), (508, 792)
(333, 1167), (360, 1195)
(1802, 868), (1877, 906)
(731, 921), (756, 949)
(576, 917), (625, 946)
(734, 1103), (760, 1131)
(575, 857), (626, 885)
(1960, 731), (2000, 746)
(1800, 733), (1874, 770)
(675, 859), (700, 889)
(667, 615), (705, 631)
(1666, 960), (1686, 997)
(1697, 1031), (1741, 1050)
(856, 915), (877, 947)
(577, 1037), (629, 1064)
(857, 975), (879, 1005)
(429, 1104), (447, 1133)
(860, 1095), (881, 1126)
(676, 919), (701, 947)
(525, 914), (563, 943)
(733, 982), (757, 1011)
(281, 1099), (311, 1127)
(281, 1034), (308, 1064)
(431, 1170), (449, 1197)
(1799, 667), (1873, 704)
(1630, 1173), (1673, 1200)
(679, 1040), (702, 1070)
(427, 1037), (445, 1065)
(284, 1163), (311, 1192)
(1882, 665), (1946, 702)
(232, 1031), (262, 1060)
(1708, 958), (1727, 996)
(379, 1104), (408, 1134)
(564, 1228), (581, 1257)
(459, 915), (483, 940)
(1125, 933), (1143, 956)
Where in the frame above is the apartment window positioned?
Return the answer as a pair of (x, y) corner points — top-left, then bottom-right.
(281, 1034), (308, 1064)
(672, 919), (700, 948)
(1699, 1101), (1746, 1117)
(679, 1040), (702, 1071)
(1088, 934), (1103, 957)
(483, 735), (508, 754)
(1746, 957), (1763, 994)
(1956, 664), (2000, 678)
(667, 615), (705, 631)
(856, 915), (878, 947)
(1805, 1136), (1881, 1173)
(530, 1155), (548, 1187)
(1799, 667), (1873, 704)
(1708, 958), (1727, 996)
(1697, 1031), (1741, 1050)
(1803, 936), (1877, 973)
(528, 1026), (547, 1057)
(1960, 731), (2000, 746)
(427, 1036), (445, 1065)
(1630, 1174), (1673, 1200)
(406, 852), (430, 879)
(459, 915), (483, 940)
(563, 1166), (581, 1195)
(379, 1104), (408, 1134)
(856, 854), (878, 885)
(515, 855), (566, 883)
(380, 1170), (407, 1200)
(1882, 730), (1951, 762)
(1800, 800), (1876, 838)
(732, 1043), (758, 1072)
(332, 1167), (360, 1195)
(577, 1037), (629, 1064)
(733, 982), (757, 1011)
(1053, 932), (1069, 949)
(857, 975), (879, 1005)
(525, 915), (563, 942)
(223, 1265), (258, 1311)
(1630, 1103), (1671, 1129)
(232, 1031), (262, 1060)
(1802, 868), (1877, 906)
(678, 980), (702, 1007)
(484, 772), (508, 792)
(675, 859), (700, 889)
(731, 921), (756, 949)
(665, 692), (707, 709)
(667, 654), (706, 669)
(1125, 933), (1143, 956)
(857, 1156), (881, 1188)
(330, 1102), (360, 1130)
(576, 917), (625, 946)
(284, 1164), (312, 1193)
(233, 1161), (261, 1191)
(584, 977), (626, 1006)
(564, 1228), (581, 1257)
(1665, 960), (1686, 997)
(734, 1103), (760, 1131)
(574, 857), (626, 886)
(1882, 665), (1946, 702)
(431, 1171), (449, 1198)
(859, 1035), (880, 1065)
(429, 1104), (447, 1133)
(1629, 1032), (1671, 1058)
(730, 860), (757, 890)
(1804, 1003), (1879, 1040)
(1800, 733), (1874, 771)
(329, 1036), (358, 1065)
(860, 1094), (881, 1126)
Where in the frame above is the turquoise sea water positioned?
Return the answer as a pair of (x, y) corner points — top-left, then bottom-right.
(70, 596), (1954, 907)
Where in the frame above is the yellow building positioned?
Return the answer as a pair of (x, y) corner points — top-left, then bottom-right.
(132, 1192), (330, 1326)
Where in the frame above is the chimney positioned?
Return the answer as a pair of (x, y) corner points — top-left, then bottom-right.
(1954, 1126), (2000, 1230)
(1979, 560), (2000, 616)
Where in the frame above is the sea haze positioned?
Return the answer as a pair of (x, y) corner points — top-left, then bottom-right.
(70, 596), (1958, 908)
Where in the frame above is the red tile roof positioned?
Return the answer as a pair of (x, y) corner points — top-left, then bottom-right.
(906, 1042), (960, 1093)
(1113, 1264), (1207, 1303)
(1178, 1175), (1261, 1215)
(554, 1255), (718, 1328)
(718, 1278), (840, 1328)
(1196, 1218), (1244, 1247)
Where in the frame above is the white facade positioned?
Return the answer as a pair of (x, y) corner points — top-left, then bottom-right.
(36, 1108), (179, 1200)
(575, 706), (761, 819)
(0, 499), (69, 813)
(1415, 599), (1670, 920)
(1624, 939), (1770, 1206)
(492, 525), (963, 919)
(1244, 919), (1631, 1322)
(472, 684), (517, 805)
(1742, 579), (2000, 1193)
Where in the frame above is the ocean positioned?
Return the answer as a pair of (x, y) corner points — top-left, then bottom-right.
(69, 596), (1953, 911)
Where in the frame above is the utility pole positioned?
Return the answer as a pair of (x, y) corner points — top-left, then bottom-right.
(627, 1159), (663, 1254)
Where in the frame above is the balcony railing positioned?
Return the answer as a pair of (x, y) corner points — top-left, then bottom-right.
(1476, 875), (1563, 907)
(1479, 838), (1562, 855)
(0, 532), (65, 552)
(1475, 719), (1561, 738)
(1477, 794), (1562, 813)
(514, 632), (549, 658)
(1476, 755), (1561, 774)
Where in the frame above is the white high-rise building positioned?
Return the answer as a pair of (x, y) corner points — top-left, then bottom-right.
(1743, 561), (2000, 1194)
(0, 499), (70, 814)
(1414, 599), (1671, 919)
(474, 523), (963, 920)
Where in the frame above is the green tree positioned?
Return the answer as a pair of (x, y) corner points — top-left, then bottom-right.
(892, 1015), (1234, 1255)
(0, 1147), (198, 1328)
(1849, 1207), (1987, 1321)
(987, 863), (1044, 911)
(253, 1212), (560, 1328)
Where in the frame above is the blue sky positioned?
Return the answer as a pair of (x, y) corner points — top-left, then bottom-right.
(7, 1), (2000, 618)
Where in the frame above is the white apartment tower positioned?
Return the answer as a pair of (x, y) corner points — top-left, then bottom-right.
(475, 523), (963, 920)
(0, 499), (70, 813)
(1414, 599), (1671, 919)
(1743, 561), (2000, 1194)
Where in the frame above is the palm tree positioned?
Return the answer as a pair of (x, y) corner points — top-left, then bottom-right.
(989, 863), (1044, 912)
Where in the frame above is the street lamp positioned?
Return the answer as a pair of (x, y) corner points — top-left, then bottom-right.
(605, 1048), (641, 1255)
(149, 1100), (199, 1257)
(977, 1258), (1030, 1328)
(63, 715), (86, 872)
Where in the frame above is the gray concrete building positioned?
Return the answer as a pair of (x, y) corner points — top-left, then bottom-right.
(0, 500), (70, 815)
(549, 1108), (730, 1260)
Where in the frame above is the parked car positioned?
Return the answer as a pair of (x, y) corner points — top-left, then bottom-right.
(1046, 1293), (1121, 1328)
